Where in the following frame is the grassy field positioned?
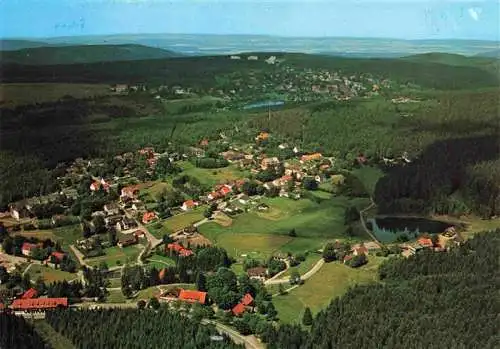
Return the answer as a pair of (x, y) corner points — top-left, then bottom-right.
(27, 264), (77, 283)
(273, 256), (386, 324)
(1, 83), (111, 107)
(107, 289), (127, 303)
(200, 196), (368, 258)
(145, 253), (176, 269)
(351, 166), (385, 196)
(108, 277), (122, 289)
(279, 253), (322, 279)
(12, 229), (56, 240)
(178, 161), (247, 187)
(162, 210), (205, 234)
(86, 245), (142, 268)
(32, 320), (76, 349)
(141, 181), (173, 200)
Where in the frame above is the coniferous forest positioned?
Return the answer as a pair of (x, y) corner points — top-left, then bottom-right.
(45, 308), (243, 349)
(0, 313), (49, 349)
(263, 230), (500, 349)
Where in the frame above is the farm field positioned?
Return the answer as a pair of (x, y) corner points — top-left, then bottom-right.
(273, 256), (386, 324)
(27, 264), (77, 283)
(86, 245), (142, 268)
(0, 83), (112, 107)
(200, 196), (369, 258)
(178, 161), (247, 187)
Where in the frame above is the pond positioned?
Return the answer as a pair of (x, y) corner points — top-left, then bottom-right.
(367, 216), (456, 243)
(243, 100), (285, 110)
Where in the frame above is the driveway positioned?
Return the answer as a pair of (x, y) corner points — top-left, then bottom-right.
(265, 258), (325, 285)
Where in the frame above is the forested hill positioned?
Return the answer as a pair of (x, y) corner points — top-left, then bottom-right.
(264, 230), (500, 349)
(1, 52), (498, 90)
(0, 44), (182, 65)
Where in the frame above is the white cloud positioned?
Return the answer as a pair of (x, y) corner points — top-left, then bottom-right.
(467, 7), (482, 21)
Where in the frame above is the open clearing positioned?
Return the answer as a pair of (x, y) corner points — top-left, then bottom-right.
(86, 245), (142, 268)
(28, 264), (77, 283)
(162, 210), (205, 234)
(1, 83), (111, 107)
(273, 256), (386, 324)
(200, 196), (369, 258)
(178, 161), (247, 187)
(351, 165), (385, 196)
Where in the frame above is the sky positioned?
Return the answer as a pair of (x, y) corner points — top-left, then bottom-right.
(1, 0), (499, 40)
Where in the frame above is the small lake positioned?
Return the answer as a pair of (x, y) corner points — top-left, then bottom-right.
(367, 216), (456, 243)
(243, 100), (285, 110)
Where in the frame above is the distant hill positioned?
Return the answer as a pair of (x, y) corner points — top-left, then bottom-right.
(0, 44), (183, 65)
(0, 39), (54, 51)
(1, 52), (498, 90)
(476, 49), (500, 58)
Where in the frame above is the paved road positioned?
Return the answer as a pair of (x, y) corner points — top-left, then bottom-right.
(202, 320), (264, 349)
(123, 210), (162, 248)
(263, 260), (290, 283)
(265, 258), (325, 285)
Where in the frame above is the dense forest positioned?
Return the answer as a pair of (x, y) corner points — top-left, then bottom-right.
(0, 313), (49, 349)
(45, 308), (242, 349)
(263, 230), (500, 349)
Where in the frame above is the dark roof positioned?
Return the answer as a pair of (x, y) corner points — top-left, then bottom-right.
(247, 266), (267, 277)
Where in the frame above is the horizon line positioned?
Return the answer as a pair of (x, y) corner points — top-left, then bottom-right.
(1, 32), (498, 43)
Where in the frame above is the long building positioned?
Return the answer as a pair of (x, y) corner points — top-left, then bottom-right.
(10, 298), (68, 311)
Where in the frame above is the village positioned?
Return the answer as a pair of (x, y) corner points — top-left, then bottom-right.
(0, 129), (465, 331)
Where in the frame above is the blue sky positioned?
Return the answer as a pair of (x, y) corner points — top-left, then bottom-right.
(1, 0), (499, 40)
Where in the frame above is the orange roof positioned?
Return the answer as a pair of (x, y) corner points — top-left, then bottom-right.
(183, 200), (197, 208)
(355, 246), (368, 255)
(241, 293), (254, 306)
(159, 268), (167, 280)
(232, 302), (246, 316)
(418, 238), (433, 247)
(142, 211), (157, 223)
(11, 298), (68, 310)
(301, 153), (322, 162)
(178, 289), (207, 304)
(219, 186), (232, 196)
(21, 288), (38, 299)
(122, 185), (140, 195)
(50, 252), (65, 262)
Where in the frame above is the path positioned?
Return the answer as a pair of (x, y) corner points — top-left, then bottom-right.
(263, 260), (290, 283)
(359, 197), (383, 247)
(202, 320), (264, 349)
(271, 284), (299, 297)
(69, 245), (123, 272)
(193, 218), (208, 228)
(265, 258), (325, 285)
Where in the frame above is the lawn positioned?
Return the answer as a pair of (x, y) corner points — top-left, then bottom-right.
(141, 181), (173, 200)
(86, 245), (142, 268)
(199, 196), (369, 258)
(273, 256), (385, 324)
(162, 210), (205, 234)
(230, 262), (245, 276)
(178, 161), (247, 187)
(136, 283), (195, 300)
(32, 320), (76, 349)
(53, 224), (83, 249)
(145, 253), (176, 268)
(279, 253), (322, 279)
(108, 278), (122, 289)
(107, 289), (127, 303)
(12, 229), (57, 240)
(351, 165), (385, 196)
(27, 264), (77, 283)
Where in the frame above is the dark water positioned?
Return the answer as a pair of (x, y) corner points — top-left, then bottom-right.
(243, 100), (285, 110)
(368, 216), (455, 243)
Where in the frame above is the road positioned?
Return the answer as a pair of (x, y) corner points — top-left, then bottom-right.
(123, 209), (162, 248)
(264, 258), (325, 285)
(359, 197), (384, 247)
(263, 260), (290, 283)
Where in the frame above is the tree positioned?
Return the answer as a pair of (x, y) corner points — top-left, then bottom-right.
(302, 307), (313, 326)
(149, 297), (161, 310)
(288, 228), (297, 237)
(289, 270), (301, 285)
(137, 300), (146, 309)
(344, 205), (360, 224)
(204, 207), (214, 219)
(303, 177), (318, 190)
(322, 243), (337, 262)
(266, 302), (277, 320)
(278, 283), (286, 295)
(196, 272), (207, 292)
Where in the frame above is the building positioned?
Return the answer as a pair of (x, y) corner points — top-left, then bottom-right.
(117, 235), (138, 248)
(103, 203), (120, 216)
(11, 298), (68, 311)
(21, 242), (38, 257)
(418, 237), (434, 248)
(181, 200), (199, 211)
(232, 303), (246, 316)
(45, 252), (65, 265)
(247, 56), (259, 61)
(121, 185), (140, 199)
(247, 266), (267, 280)
(221, 150), (245, 162)
(261, 157), (280, 170)
(112, 84), (128, 93)
(90, 178), (110, 192)
(353, 246), (368, 256)
(133, 230), (145, 239)
(178, 289), (207, 304)
(142, 211), (157, 224)
(300, 153), (322, 163)
(273, 175), (293, 187)
(116, 217), (138, 232)
(167, 243), (193, 257)
(21, 288), (38, 300)
(238, 194), (250, 205)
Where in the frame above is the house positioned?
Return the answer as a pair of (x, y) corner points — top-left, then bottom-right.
(138, 147), (155, 158)
(121, 185), (140, 199)
(112, 84), (128, 93)
(363, 241), (381, 252)
(178, 289), (207, 304)
(10, 205), (30, 221)
(418, 237), (434, 248)
(230, 55), (241, 60)
(21, 242), (38, 257)
(142, 211), (157, 224)
(117, 235), (138, 248)
(278, 143), (288, 149)
(221, 150), (245, 162)
(232, 302), (246, 316)
(300, 153), (322, 163)
(353, 246), (368, 256)
(247, 56), (259, 61)
(90, 178), (110, 192)
(343, 255), (353, 264)
(188, 147), (205, 158)
(116, 217), (138, 232)
(200, 139), (209, 147)
(247, 266), (267, 280)
(21, 288), (38, 300)
(238, 158), (255, 168)
(181, 200), (199, 211)
(167, 243), (193, 257)
(131, 202), (145, 212)
(273, 175), (293, 187)
(257, 203), (269, 211)
(10, 298), (68, 311)
(219, 184), (232, 196)
(241, 293), (254, 306)
(103, 203), (120, 216)
(261, 157), (280, 170)
(46, 252), (65, 265)
(208, 191), (223, 201)
(279, 189), (289, 198)
(104, 214), (123, 227)
(133, 230), (145, 238)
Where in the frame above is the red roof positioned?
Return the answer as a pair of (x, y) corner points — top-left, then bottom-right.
(11, 298), (68, 310)
(232, 302), (246, 316)
(178, 289), (207, 304)
(183, 200), (197, 208)
(209, 191), (222, 200)
(50, 252), (65, 262)
(167, 243), (193, 257)
(280, 175), (293, 182)
(142, 211), (157, 224)
(21, 288), (38, 299)
(343, 255), (353, 262)
(241, 293), (254, 306)
(22, 242), (37, 252)
(0, 303), (4, 310)
(418, 238), (433, 247)
(133, 230), (145, 237)
(219, 185), (232, 196)
(179, 249), (194, 257)
(354, 246), (368, 255)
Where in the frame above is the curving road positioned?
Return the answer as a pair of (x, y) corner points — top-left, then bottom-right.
(264, 258), (325, 285)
